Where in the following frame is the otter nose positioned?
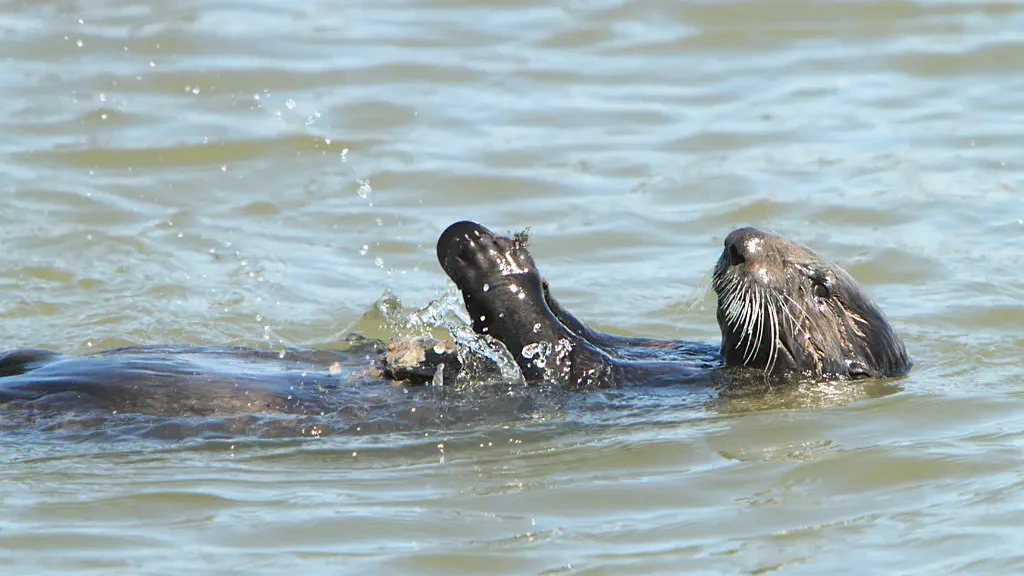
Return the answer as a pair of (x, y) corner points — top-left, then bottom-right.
(723, 227), (770, 267)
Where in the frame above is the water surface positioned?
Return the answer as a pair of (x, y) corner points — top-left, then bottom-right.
(2, 0), (1024, 573)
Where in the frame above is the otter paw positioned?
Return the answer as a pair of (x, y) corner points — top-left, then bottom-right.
(437, 221), (540, 293)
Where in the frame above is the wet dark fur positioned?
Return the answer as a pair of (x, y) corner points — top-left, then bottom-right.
(0, 336), (460, 416)
(437, 221), (910, 390)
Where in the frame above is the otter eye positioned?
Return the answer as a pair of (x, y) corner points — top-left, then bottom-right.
(812, 282), (831, 299)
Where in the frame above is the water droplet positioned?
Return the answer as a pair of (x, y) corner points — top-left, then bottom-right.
(359, 244), (369, 255)
(76, 39), (84, 47)
(285, 98), (296, 110)
(191, 87), (200, 95)
(357, 180), (372, 198)
(220, 165), (227, 172)
(482, 283), (490, 292)
(374, 256), (384, 268)
(149, 61), (155, 68)
(533, 323), (542, 333)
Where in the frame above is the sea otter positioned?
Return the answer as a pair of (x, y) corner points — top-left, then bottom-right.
(436, 221), (910, 390)
(0, 221), (909, 417)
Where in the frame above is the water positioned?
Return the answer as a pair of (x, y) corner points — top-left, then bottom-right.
(2, 0), (1024, 573)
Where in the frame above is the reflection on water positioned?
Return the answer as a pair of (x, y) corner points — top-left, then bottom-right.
(3, 0), (1024, 573)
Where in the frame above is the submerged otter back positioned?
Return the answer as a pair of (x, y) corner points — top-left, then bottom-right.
(0, 344), (385, 416)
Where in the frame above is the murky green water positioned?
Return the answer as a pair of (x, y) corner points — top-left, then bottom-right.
(2, 0), (1024, 573)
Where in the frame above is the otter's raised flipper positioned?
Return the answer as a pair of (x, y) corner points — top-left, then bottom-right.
(437, 221), (623, 388)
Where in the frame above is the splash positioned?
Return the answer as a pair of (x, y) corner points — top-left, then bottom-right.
(372, 288), (524, 386)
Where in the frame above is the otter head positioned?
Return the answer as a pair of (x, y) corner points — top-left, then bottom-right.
(712, 227), (910, 380)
